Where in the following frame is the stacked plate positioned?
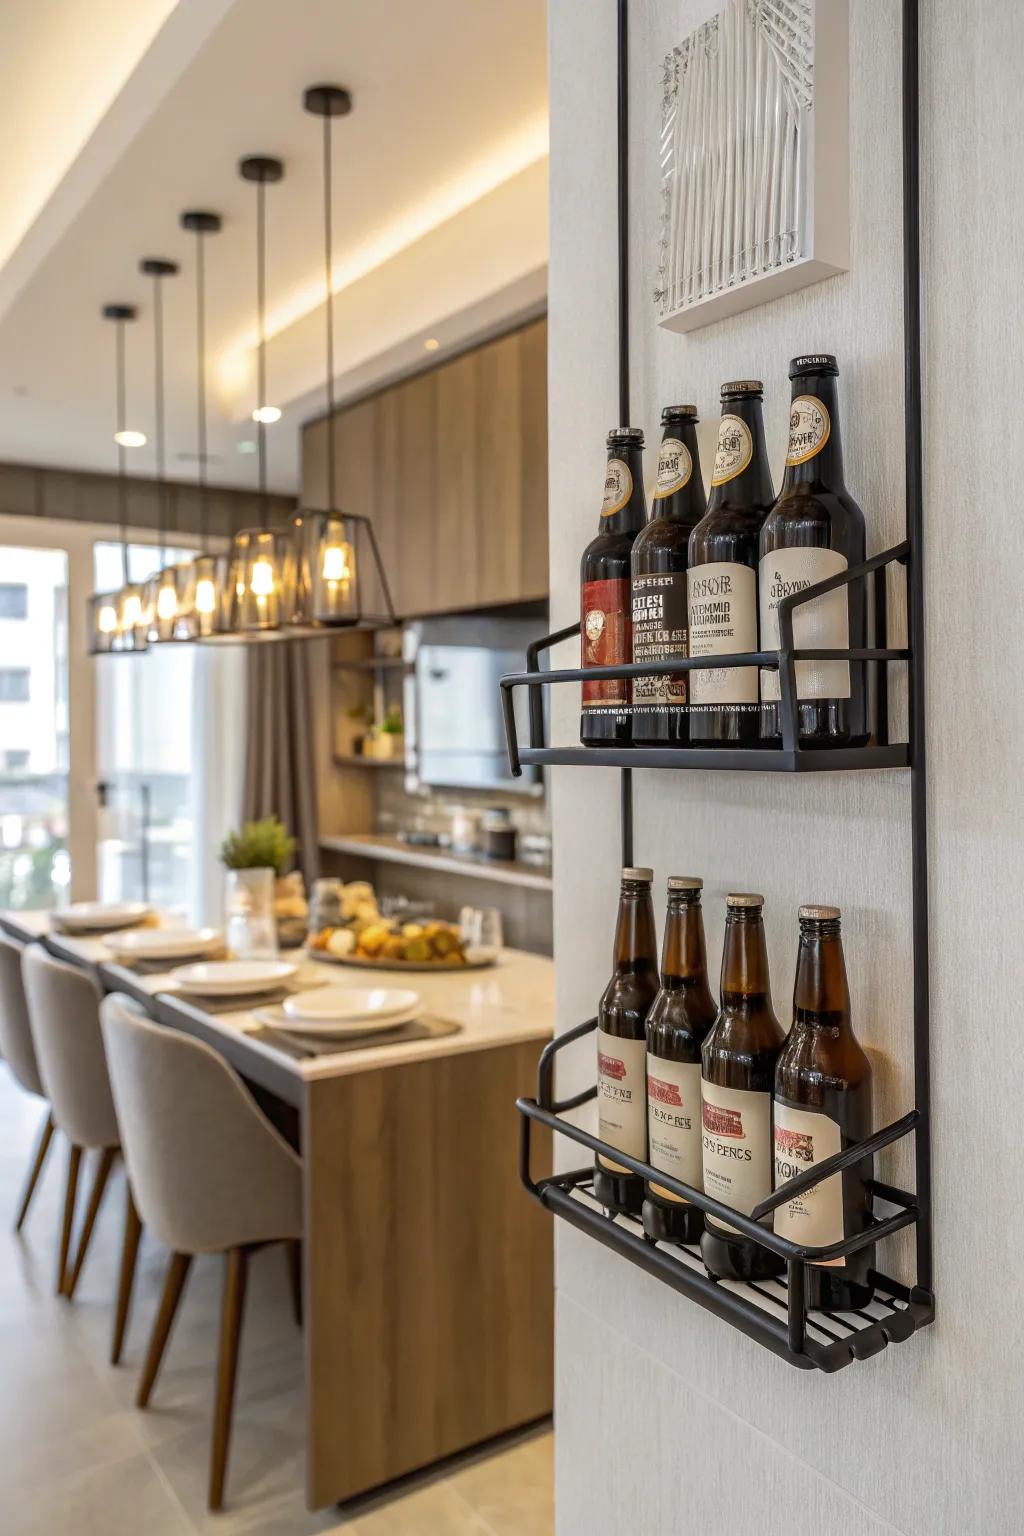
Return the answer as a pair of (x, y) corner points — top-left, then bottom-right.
(168, 960), (298, 999)
(279, 986), (422, 1038)
(54, 901), (152, 935)
(104, 928), (222, 964)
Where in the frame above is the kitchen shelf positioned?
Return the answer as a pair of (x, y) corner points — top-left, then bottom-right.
(332, 656), (410, 673)
(319, 833), (553, 892)
(333, 754), (406, 770)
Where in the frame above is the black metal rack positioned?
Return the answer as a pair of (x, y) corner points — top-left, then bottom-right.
(502, 0), (934, 1370)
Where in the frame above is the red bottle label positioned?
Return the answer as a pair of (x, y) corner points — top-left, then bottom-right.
(582, 577), (630, 708)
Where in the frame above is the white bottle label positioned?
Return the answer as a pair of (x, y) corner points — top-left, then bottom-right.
(773, 1102), (844, 1266)
(602, 459), (633, 516)
(647, 1058), (703, 1202)
(596, 1028), (647, 1172)
(654, 438), (692, 498)
(687, 562), (758, 706)
(700, 1078), (773, 1235)
(786, 396), (831, 465)
(711, 415), (752, 485)
(759, 546), (850, 702)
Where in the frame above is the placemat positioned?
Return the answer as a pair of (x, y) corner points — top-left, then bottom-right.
(247, 1011), (461, 1059)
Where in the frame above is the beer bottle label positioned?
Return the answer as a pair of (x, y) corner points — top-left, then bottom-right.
(711, 415), (752, 485)
(631, 572), (688, 711)
(581, 578), (630, 711)
(687, 562), (758, 707)
(785, 396), (831, 465)
(700, 1078), (772, 1236)
(653, 438), (692, 498)
(596, 1028), (648, 1172)
(759, 547), (850, 702)
(773, 1102), (844, 1266)
(601, 459), (633, 516)
(647, 1058), (702, 1202)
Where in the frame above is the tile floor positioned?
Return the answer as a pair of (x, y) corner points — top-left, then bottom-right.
(0, 1070), (554, 1534)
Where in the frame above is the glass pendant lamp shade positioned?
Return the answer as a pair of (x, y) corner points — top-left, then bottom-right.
(173, 552), (225, 640)
(88, 302), (143, 656)
(145, 565), (181, 643)
(88, 592), (121, 653)
(114, 582), (148, 653)
(226, 528), (298, 632)
(294, 511), (393, 627)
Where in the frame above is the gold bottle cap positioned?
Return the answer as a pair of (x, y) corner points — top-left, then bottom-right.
(727, 892), (764, 908)
(667, 876), (702, 891)
(622, 867), (654, 883)
(799, 904), (842, 922)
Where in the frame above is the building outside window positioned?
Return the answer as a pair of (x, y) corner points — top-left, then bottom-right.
(0, 584), (28, 619)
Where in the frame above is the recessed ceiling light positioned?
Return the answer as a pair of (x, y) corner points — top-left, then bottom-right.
(237, 439), (258, 454)
(423, 337), (440, 351)
(252, 405), (282, 424)
(114, 430), (147, 448)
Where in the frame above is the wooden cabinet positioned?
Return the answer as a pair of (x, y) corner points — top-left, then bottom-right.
(302, 317), (548, 617)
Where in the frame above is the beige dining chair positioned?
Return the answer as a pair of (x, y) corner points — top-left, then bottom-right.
(0, 933), (55, 1231)
(100, 993), (303, 1513)
(20, 945), (140, 1355)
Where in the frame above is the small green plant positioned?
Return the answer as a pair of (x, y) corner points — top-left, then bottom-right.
(219, 816), (297, 875)
(380, 705), (404, 735)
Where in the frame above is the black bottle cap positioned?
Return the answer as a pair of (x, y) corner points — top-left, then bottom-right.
(607, 426), (645, 448)
(789, 353), (839, 379)
(661, 404), (698, 424)
(720, 380), (763, 400)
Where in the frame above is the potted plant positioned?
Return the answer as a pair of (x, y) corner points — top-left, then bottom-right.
(374, 705), (405, 761)
(219, 816), (307, 951)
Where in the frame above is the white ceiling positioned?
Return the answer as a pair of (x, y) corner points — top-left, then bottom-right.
(0, 0), (548, 495)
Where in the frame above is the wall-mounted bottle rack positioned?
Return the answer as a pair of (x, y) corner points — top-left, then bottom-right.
(500, 0), (934, 1371)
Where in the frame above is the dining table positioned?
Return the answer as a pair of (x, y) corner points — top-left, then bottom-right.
(0, 907), (555, 1511)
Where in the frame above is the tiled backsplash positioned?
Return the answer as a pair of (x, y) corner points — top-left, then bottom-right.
(374, 771), (550, 850)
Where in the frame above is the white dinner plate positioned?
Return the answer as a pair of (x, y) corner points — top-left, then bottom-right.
(275, 1007), (422, 1039)
(169, 960), (297, 997)
(56, 902), (152, 933)
(282, 985), (420, 1025)
(104, 927), (222, 962)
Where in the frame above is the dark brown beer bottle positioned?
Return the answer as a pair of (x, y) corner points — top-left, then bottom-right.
(630, 407), (707, 747)
(773, 905), (874, 1310)
(643, 876), (717, 1245)
(700, 893), (786, 1280)
(595, 867), (659, 1214)
(759, 356), (868, 748)
(580, 428), (648, 747)
(688, 383), (775, 748)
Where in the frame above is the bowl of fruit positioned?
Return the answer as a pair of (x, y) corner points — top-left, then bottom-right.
(308, 915), (494, 970)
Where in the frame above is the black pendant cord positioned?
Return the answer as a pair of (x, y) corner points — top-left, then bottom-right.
(195, 231), (209, 550)
(616, 0), (633, 868)
(115, 316), (129, 586)
(322, 110), (337, 515)
(153, 273), (167, 565)
(256, 176), (268, 510)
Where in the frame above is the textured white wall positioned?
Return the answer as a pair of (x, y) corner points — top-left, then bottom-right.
(548, 2), (1024, 1533)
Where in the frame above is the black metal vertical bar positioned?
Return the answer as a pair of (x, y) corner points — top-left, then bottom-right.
(616, 0), (634, 870)
(874, 565), (889, 745)
(786, 1260), (806, 1355)
(620, 769), (634, 867)
(902, 0), (932, 1295)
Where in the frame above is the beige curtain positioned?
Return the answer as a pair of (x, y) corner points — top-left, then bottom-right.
(242, 642), (320, 887)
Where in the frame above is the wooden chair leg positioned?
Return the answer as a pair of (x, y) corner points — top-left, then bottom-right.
(14, 1108), (55, 1232)
(209, 1247), (249, 1512)
(136, 1250), (192, 1409)
(111, 1184), (143, 1365)
(63, 1147), (116, 1300)
(56, 1142), (82, 1296)
(286, 1239), (302, 1327)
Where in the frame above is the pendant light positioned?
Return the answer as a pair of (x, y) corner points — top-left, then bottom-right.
(89, 303), (145, 653)
(135, 257), (179, 644)
(225, 155), (296, 635)
(295, 85), (395, 629)
(173, 211), (225, 639)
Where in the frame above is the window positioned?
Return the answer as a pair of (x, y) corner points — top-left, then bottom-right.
(0, 668), (30, 702)
(3, 750), (29, 770)
(0, 584), (28, 619)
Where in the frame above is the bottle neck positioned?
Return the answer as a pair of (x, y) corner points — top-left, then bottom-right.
(612, 882), (658, 974)
(661, 896), (708, 985)
(719, 911), (772, 1009)
(599, 444), (648, 535)
(792, 928), (852, 1028)
(707, 396), (775, 511)
(780, 373), (846, 490)
(652, 420), (705, 524)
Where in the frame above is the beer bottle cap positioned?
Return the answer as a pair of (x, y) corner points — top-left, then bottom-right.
(622, 866), (654, 883)
(720, 379), (763, 399)
(789, 353), (838, 378)
(607, 426), (644, 447)
(799, 903), (842, 922)
(726, 892), (764, 908)
(660, 404), (698, 423)
(667, 875), (702, 891)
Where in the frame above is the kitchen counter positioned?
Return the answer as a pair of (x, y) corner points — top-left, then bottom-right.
(320, 830), (553, 891)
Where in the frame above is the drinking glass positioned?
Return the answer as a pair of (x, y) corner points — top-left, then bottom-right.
(459, 906), (503, 961)
(225, 868), (278, 960)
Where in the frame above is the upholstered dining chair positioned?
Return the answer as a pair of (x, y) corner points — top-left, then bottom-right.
(100, 993), (303, 1513)
(0, 933), (55, 1231)
(21, 944), (140, 1356)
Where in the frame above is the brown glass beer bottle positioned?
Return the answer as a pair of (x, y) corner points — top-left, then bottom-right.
(700, 893), (786, 1280)
(580, 428), (648, 747)
(594, 867), (659, 1214)
(642, 876), (717, 1245)
(773, 905), (875, 1309)
(630, 407), (707, 747)
(687, 383), (776, 747)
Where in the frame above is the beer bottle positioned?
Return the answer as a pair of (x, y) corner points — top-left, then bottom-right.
(773, 905), (874, 1310)
(759, 355), (868, 747)
(595, 867), (659, 1214)
(700, 893), (786, 1280)
(687, 383), (775, 747)
(643, 876), (717, 1245)
(580, 428), (648, 747)
(630, 407), (707, 747)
